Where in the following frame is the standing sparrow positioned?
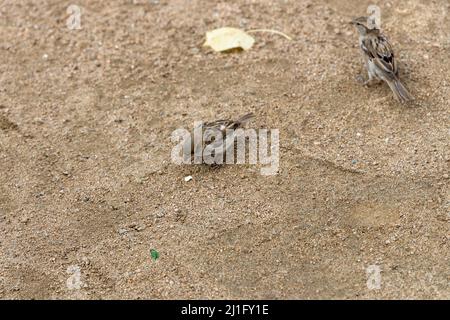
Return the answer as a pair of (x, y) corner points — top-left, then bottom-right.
(350, 16), (413, 103)
(184, 113), (254, 164)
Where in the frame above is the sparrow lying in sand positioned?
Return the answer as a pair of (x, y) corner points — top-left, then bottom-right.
(350, 16), (413, 103)
(185, 113), (254, 164)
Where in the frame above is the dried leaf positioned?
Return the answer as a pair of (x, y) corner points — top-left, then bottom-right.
(204, 27), (255, 52)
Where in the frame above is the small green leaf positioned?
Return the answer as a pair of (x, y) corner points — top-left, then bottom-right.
(150, 249), (159, 261)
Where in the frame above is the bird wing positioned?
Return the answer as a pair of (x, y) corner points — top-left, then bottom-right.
(361, 33), (398, 79)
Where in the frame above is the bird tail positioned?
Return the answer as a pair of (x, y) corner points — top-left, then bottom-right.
(387, 78), (414, 103)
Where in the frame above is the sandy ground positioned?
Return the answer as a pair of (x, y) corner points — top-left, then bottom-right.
(0, 0), (449, 299)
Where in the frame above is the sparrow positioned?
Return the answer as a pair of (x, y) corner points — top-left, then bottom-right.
(350, 16), (414, 103)
(184, 113), (254, 164)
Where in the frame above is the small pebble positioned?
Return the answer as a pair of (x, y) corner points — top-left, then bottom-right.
(184, 175), (193, 182)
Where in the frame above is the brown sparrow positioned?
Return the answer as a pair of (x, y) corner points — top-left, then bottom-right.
(350, 16), (413, 103)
